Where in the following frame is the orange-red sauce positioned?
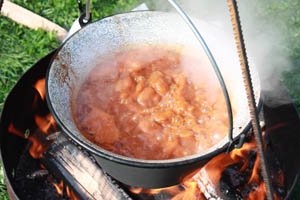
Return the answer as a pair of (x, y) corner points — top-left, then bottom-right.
(72, 46), (228, 160)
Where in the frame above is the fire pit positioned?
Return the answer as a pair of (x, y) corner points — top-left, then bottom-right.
(1, 49), (300, 200)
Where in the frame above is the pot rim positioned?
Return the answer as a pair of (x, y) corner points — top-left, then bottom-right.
(46, 10), (261, 168)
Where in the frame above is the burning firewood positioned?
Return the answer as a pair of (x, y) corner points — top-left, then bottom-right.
(42, 133), (132, 200)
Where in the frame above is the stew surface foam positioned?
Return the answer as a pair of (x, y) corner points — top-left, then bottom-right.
(72, 46), (229, 160)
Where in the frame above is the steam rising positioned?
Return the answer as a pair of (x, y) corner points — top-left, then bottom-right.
(150, 0), (292, 106)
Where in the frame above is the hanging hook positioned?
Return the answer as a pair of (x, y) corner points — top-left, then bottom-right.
(78, 0), (92, 27)
(84, 0), (91, 23)
(77, 0), (83, 14)
(167, 0), (236, 154)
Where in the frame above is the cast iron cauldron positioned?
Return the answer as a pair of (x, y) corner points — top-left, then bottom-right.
(46, 11), (261, 188)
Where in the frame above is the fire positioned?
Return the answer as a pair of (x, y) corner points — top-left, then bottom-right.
(171, 181), (202, 200)
(8, 77), (79, 200)
(34, 113), (56, 135)
(6, 76), (285, 199)
(130, 180), (202, 200)
(7, 78), (57, 158)
(8, 122), (53, 158)
(197, 139), (257, 187)
(247, 183), (266, 200)
(130, 185), (181, 196)
(66, 185), (80, 200)
(130, 136), (284, 200)
(34, 78), (46, 101)
(248, 152), (261, 183)
(32, 78), (57, 136)
(53, 180), (64, 195)
(52, 179), (80, 200)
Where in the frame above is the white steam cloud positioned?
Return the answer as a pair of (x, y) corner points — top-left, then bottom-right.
(149, 0), (292, 106)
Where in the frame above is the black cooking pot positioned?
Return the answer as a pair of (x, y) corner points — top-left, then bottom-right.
(46, 11), (261, 188)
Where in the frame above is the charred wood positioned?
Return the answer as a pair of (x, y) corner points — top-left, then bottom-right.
(42, 133), (132, 200)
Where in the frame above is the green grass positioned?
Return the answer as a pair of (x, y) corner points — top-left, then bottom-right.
(0, 15), (58, 200)
(12, 0), (142, 29)
(0, 16), (59, 111)
(1, 0), (300, 199)
(0, 0), (140, 198)
(0, 165), (9, 200)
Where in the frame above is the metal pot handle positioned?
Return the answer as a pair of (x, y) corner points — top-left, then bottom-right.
(168, 0), (247, 151)
(73, 0), (246, 152)
(77, 0), (92, 27)
(0, 0), (3, 12)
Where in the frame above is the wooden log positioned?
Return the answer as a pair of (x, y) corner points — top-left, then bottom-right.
(0, 0), (67, 41)
(42, 132), (132, 200)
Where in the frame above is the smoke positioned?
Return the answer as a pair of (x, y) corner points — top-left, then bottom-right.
(148, 0), (292, 106)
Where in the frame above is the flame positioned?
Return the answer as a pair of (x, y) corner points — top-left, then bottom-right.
(247, 183), (266, 200)
(66, 186), (80, 200)
(7, 77), (285, 199)
(53, 180), (64, 195)
(34, 79), (46, 101)
(8, 123), (49, 158)
(248, 153), (261, 183)
(130, 185), (181, 196)
(130, 136), (284, 200)
(8, 123), (24, 138)
(7, 78), (57, 158)
(33, 78), (57, 136)
(30, 114), (56, 158)
(8, 77), (80, 200)
(29, 136), (47, 158)
(130, 187), (144, 194)
(171, 181), (202, 200)
(8, 114), (56, 158)
(34, 113), (56, 135)
(51, 179), (80, 200)
(197, 139), (257, 188)
(130, 180), (201, 200)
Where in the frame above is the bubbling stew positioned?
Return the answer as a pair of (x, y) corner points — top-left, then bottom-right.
(72, 46), (229, 160)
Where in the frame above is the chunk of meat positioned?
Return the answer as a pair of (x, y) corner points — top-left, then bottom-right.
(148, 71), (169, 96)
(78, 106), (120, 144)
(115, 76), (134, 92)
(73, 46), (230, 160)
(137, 87), (160, 107)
